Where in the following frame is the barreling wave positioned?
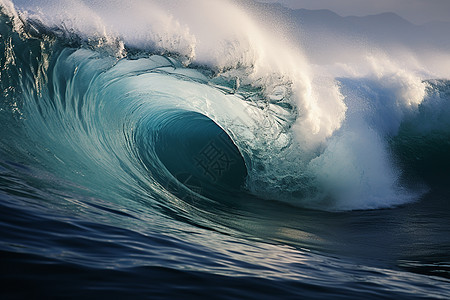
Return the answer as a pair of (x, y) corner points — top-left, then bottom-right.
(1, 0), (450, 214)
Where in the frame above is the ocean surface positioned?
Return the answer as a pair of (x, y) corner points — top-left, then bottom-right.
(1, 0), (450, 298)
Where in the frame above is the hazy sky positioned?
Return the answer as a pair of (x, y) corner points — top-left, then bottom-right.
(258, 0), (450, 24)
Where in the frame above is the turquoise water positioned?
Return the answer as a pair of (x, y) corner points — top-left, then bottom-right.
(1, 1), (450, 298)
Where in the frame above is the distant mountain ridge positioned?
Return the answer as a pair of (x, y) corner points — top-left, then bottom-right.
(247, 1), (450, 49)
(244, 1), (450, 65)
(292, 8), (450, 45)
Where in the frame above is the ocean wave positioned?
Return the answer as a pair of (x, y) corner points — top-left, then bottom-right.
(1, 0), (450, 214)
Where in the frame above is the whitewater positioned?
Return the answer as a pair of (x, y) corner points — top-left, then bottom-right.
(1, 0), (450, 298)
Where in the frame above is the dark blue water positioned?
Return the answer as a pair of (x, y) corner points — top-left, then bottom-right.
(1, 1), (450, 299)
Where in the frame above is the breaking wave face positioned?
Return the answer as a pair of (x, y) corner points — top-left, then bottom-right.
(1, 0), (450, 215)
